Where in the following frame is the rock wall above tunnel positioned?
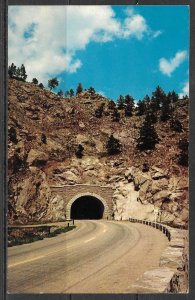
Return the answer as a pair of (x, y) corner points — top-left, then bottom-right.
(50, 184), (114, 220)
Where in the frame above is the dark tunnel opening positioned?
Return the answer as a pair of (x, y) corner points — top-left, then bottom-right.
(70, 196), (104, 219)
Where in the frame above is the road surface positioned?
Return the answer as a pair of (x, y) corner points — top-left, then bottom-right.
(8, 220), (168, 293)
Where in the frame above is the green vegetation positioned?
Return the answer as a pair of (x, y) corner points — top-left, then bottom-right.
(57, 89), (63, 97)
(76, 82), (83, 95)
(8, 63), (27, 81)
(32, 78), (38, 84)
(47, 226), (76, 238)
(88, 86), (96, 94)
(75, 144), (84, 158)
(8, 226), (76, 247)
(170, 118), (183, 132)
(48, 77), (59, 90)
(137, 113), (159, 150)
(112, 108), (120, 122)
(106, 134), (122, 155)
(117, 95), (125, 110)
(38, 83), (44, 89)
(95, 103), (105, 118)
(69, 88), (74, 97)
(178, 138), (188, 166)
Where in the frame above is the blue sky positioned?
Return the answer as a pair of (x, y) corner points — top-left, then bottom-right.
(8, 5), (189, 100)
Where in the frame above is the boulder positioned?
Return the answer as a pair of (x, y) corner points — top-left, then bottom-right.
(76, 134), (89, 144)
(27, 149), (49, 166)
(132, 267), (178, 293)
(61, 171), (80, 183)
(153, 190), (171, 202)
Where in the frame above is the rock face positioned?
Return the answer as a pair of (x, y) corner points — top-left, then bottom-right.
(8, 79), (189, 226)
(112, 166), (188, 227)
(8, 169), (51, 224)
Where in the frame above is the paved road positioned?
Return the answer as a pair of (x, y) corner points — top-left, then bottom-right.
(8, 220), (168, 293)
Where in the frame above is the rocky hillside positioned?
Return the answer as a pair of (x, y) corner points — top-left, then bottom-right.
(8, 79), (189, 227)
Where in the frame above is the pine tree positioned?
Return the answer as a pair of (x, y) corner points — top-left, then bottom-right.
(136, 100), (146, 116)
(106, 134), (122, 155)
(16, 67), (21, 80)
(137, 113), (159, 150)
(8, 63), (16, 78)
(108, 100), (116, 110)
(76, 83), (83, 95)
(143, 95), (150, 110)
(65, 90), (70, 97)
(38, 83), (44, 89)
(124, 95), (134, 116)
(125, 103), (133, 117)
(112, 108), (120, 122)
(178, 139), (188, 166)
(69, 89), (74, 97)
(48, 78), (59, 90)
(171, 90), (179, 103)
(160, 96), (172, 122)
(125, 94), (134, 104)
(32, 78), (38, 84)
(152, 86), (166, 110)
(57, 90), (63, 97)
(117, 95), (125, 110)
(150, 96), (159, 113)
(20, 64), (27, 81)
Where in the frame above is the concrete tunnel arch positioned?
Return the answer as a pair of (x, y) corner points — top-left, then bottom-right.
(66, 192), (110, 220)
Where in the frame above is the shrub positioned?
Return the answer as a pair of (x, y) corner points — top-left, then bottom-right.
(38, 83), (44, 89)
(108, 100), (116, 110)
(178, 139), (188, 166)
(75, 144), (84, 158)
(88, 86), (96, 94)
(170, 119), (183, 132)
(106, 134), (122, 155)
(57, 90), (63, 97)
(95, 103), (104, 118)
(32, 78), (38, 84)
(8, 127), (18, 144)
(112, 108), (120, 122)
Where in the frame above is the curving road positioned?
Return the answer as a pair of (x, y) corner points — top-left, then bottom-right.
(8, 220), (168, 293)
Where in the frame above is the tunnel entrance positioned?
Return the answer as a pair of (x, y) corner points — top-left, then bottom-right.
(70, 196), (104, 219)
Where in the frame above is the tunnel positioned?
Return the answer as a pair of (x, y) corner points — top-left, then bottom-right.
(70, 195), (104, 219)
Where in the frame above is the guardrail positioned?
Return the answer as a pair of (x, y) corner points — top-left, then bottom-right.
(129, 217), (171, 241)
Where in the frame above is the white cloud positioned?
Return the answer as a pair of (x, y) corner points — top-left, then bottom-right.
(152, 30), (162, 39)
(179, 81), (189, 98)
(122, 12), (148, 40)
(8, 6), (161, 83)
(159, 50), (187, 76)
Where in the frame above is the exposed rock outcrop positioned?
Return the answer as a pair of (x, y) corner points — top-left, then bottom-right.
(8, 79), (189, 226)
